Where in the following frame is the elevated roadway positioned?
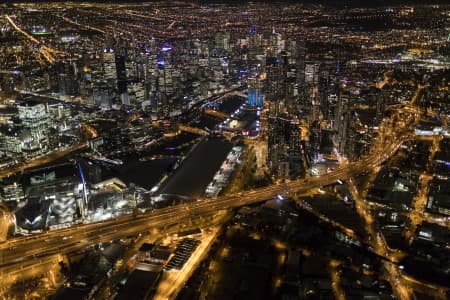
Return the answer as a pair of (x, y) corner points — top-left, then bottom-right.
(0, 128), (405, 270)
(178, 124), (209, 136)
(203, 109), (230, 120)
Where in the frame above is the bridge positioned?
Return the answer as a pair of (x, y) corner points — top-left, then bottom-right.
(178, 124), (209, 136)
(203, 109), (230, 120)
(0, 125), (405, 269)
(0, 86), (436, 299)
(228, 90), (247, 98)
(90, 155), (123, 166)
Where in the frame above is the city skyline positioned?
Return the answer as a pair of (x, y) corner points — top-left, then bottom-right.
(2, 0), (450, 4)
(0, 1), (449, 299)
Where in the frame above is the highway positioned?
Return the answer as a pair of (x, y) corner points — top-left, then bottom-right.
(0, 126), (405, 271)
(58, 14), (106, 34)
(0, 83), (424, 297)
(0, 89), (443, 299)
(4, 15), (64, 64)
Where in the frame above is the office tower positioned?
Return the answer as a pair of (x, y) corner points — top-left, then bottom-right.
(268, 116), (286, 177)
(333, 91), (350, 155)
(247, 76), (263, 107)
(0, 126), (22, 155)
(136, 55), (148, 82)
(120, 92), (130, 106)
(215, 31), (231, 51)
(299, 62), (320, 124)
(268, 116), (304, 179)
(115, 49), (128, 98)
(57, 73), (78, 96)
(310, 85), (320, 124)
(268, 30), (284, 56)
(325, 93), (339, 128)
(288, 119), (304, 179)
(57, 61), (79, 96)
(93, 84), (112, 109)
(103, 49), (118, 96)
(1, 182), (25, 203)
(264, 56), (284, 115)
(154, 46), (176, 116)
(309, 120), (322, 161)
(248, 30), (263, 60)
(18, 102), (51, 157)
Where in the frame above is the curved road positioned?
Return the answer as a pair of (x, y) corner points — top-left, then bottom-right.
(0, 127), (406, 271)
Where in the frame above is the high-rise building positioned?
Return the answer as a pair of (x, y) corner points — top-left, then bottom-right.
(57, 62), (79, 96)
(268, 116), (304, 179)
(264, 56), (284, 115)
(248, 30), (263, 60)
(93, 84), (112, 109)
(215, 31), (231, 51)
(0, 126), (22, 155)
(115, 50), (128, 96)
(18, 102), (51, 157)
(51, 194), (77, 224)
(288, 118), (304, 179)
(247, 77), (263, 107)
(333, 91), (350, 155)
(103, 50), (117, 85)
(309, 120), (322, 162)
(1, 182), (25, 203)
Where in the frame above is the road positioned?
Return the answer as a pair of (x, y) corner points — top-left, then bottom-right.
(0, 91), (443, 299)
(0, 125), (405, 272)
(58, 14), (106, 34)
(0, 143), (87, 179)
(5, 15), (63, 64)
(342, 85), (448, 300)
(0, 121), (97, 179)
(0, 82), (427, 296)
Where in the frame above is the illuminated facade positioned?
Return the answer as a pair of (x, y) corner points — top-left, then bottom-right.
(247, 77), (263, 108)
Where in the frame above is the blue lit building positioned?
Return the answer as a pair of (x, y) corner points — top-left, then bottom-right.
(247, 77), (263, 108)
(247, 88), (263, 107)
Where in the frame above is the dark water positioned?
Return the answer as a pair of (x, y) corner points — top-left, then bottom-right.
(217, 96), (246, 114)
(108, 158), (176, 190)
(159, 137), (233, 198)
(105, 132), (203, 190)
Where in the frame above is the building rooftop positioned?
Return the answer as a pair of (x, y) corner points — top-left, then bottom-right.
(115, 270), (160, 300)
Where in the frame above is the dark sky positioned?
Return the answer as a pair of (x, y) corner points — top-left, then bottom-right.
(198, 0), (449, 5)
(8, 0), (450, 3)
(5, 0), (450, 8)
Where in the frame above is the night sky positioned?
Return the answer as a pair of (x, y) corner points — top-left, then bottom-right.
(5, 0), (450, 4)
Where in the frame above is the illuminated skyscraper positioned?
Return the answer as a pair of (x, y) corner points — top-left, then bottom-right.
(18, 102), (51, 157)
(215, 31), (231, 51)
(264, 56), (284, 116)
(103, 50), (117, 85)
(247, 77), (263, 107)
(333, 91), (350, 155)
(268, 116), (304, 179)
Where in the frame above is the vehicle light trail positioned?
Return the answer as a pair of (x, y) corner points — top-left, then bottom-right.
(5, 15), (62, 64)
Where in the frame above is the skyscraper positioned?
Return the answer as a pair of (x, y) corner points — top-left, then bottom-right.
(333, 91), (350, 155)
(17, 101), (51, 157)
(115, 49), (128, 96)
(268, 116), (304, 179)
(264, 56), (284, 116)
(247, 77), (263, 108)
